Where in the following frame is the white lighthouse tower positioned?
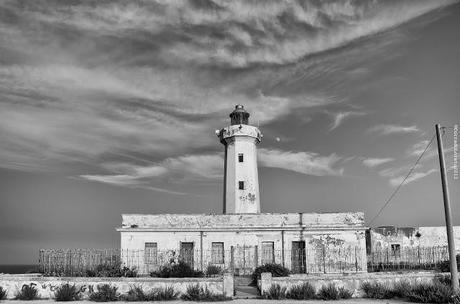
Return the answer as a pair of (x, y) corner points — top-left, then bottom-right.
(217, 105), (262, 214)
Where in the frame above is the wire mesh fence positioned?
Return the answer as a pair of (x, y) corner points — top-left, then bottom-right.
(39, 249), (122, 276)
(39, 245), (367, 276)
(367, 246), (449, 272)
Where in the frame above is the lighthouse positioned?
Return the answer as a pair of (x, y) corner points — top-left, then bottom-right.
(217, 105), (262, 214)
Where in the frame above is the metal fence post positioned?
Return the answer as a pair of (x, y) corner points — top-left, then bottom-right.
(230, 246), (234, 274)
(322, 244), (326, 274)
(355, 246), (358, 272)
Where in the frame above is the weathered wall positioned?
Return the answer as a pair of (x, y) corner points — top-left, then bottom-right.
(120, 212), (365, 230)
(0, 274), (233, 300)
(259, 271), (443, 298)
(368, 226), (460, 252)
(224, 135), (260, 214)
(120, 228), (367, 274)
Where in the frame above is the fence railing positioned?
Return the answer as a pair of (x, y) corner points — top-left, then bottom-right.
(367, 246), (449, 272)
(39, 246), (451, 276)
(39, 246), (367, 276)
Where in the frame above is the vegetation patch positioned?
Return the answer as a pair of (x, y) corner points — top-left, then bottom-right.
(405, 282), (453, 303)
(317, 283), (352, 300)
(251, 263), (289, 285)
(181, 284), (230, 301)
(206, 265), (222, 277)
(15, 284), (39, 300)
(150, 261), (204, 278)
(0, 286), (7, 300)
(119, 285), (178, 302)
(86, 262), (137, 277)
(120, 285), (147, 302)
(286, 282), (316, 300)
(361, 281), (395, 299)
(437, 254), (460, 273)
(89, 284), (119, 302)
(149, 286), (179, 301)
(262, 284), (287, 300)
(54, 283), (81, 301)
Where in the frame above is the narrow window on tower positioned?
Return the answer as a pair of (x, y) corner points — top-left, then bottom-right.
(238, 181), (245, 190)
(238, 153), (244, 162)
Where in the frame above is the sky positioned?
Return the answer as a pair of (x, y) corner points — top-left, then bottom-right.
(0, 0), (459, 264)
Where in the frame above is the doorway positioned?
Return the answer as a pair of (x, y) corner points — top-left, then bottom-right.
(180, 242), (194, 267)
(291, 241), (306, 273)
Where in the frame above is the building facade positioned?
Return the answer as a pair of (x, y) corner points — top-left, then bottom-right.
(117, 105), (367, 275)
(367, 225), (460, 254)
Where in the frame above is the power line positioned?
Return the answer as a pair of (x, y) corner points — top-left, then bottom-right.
(368, 133), (437, 227)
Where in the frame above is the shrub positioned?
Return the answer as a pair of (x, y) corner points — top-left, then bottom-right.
(317, 283), (339, 300)
(149, 286), (179, 301)
(0, 286), (7, 300)
(393, 280), (412, 298)
(90, 262), (137, 278)
(286, 282), (316, 300)
(251, 264), (289, 285)
(317, 283), (352, 300)
(54, 284), (81, 301)
(89, 284), (119, 302)
(437, 254), (460, 273)
(151, 261), (204, 278)
(206, 265), (222, 277)
(338, 286), (353, 299)
(405, 282), (453, 303)
(120, 285), (146, 302)
(15, 284), (39, 300)
(361, 281), (394, 299)
(262, 284), (287, 300)
(180, 284), (229, 301)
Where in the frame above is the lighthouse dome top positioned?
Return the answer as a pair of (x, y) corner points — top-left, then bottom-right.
(230, 104), (250, 125)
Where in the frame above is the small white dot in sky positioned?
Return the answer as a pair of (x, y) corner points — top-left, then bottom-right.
(275, 137), (281, 142)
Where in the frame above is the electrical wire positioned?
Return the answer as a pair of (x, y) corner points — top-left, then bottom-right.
(368, 133), (437, 227)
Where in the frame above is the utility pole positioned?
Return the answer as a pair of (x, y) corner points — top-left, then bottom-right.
(435, 123), (459, 291)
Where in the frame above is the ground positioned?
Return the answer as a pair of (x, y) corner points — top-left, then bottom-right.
(8, 300), (418, 304)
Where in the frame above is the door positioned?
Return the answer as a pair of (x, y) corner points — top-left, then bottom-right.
(180, 242), (194, 268)
(291, 241), (306, 273)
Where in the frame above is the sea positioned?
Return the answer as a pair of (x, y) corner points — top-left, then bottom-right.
(0, 265), (38, 274)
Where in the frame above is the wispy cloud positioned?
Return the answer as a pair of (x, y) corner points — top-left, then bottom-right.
(79, 147), (344, 191)
(362, 157), (394, 168)
(80, 154), (223, 185)
(329, 111), (367, 131)
(368, 124), (420, 135)
(407, 140), (431, 157)
(389, 169), (437, 186)
(258, 148), (343, 176)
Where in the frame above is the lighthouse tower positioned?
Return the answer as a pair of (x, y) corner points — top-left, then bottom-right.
(217, 105), (262, 214)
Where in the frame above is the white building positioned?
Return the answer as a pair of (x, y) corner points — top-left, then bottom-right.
(117, 105), (367, 275)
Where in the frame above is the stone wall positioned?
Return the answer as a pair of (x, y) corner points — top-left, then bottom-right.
(259, 271), (443, 298)
(0, 274), (233, 300)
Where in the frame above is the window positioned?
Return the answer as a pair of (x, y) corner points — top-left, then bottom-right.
(391, 244), (401, 257)
(238, 153), (244, 162)
(144, 242), (157, 265)
(238, 181), (244, 190)
(211, 242), (224, 264)
(261, 242), (274, 264)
